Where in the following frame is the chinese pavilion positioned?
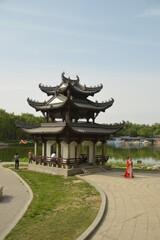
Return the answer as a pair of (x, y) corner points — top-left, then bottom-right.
(16, 73), (124, 172)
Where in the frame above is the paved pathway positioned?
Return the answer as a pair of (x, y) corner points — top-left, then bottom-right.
(1, 165), (160, 240)
(81, 171), (160, 240)
(0, 165), (32, 240)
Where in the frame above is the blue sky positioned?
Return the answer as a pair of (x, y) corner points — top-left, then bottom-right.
(0, 0), (160, 125)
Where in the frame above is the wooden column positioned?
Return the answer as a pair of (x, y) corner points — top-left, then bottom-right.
(34, 140), (38, 156)
(87, 146), (89, 164)
(92, 142), (96, 164)
(42, 141), (46, 157)
(65, 142), (70, 169)
(77, 143), (81, 158)
(56, 142), (61, 158)
(68, 143), (70, 159)
(93, 142), (97, 165)
(102, 141), (106, 164)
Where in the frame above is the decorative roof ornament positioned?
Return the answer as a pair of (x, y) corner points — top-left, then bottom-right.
(76, 75), (79, 82)
(28, 74), (115, 115)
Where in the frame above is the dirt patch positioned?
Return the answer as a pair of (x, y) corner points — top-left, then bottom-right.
(85, 195), (101, 202)
(73, 180), (83, 184)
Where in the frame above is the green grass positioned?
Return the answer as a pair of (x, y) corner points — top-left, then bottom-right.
(107, 160), (155, 168)
(19, 157), (29, 162)
(106, 161), (160, 173)
(5, 170), (101, 240)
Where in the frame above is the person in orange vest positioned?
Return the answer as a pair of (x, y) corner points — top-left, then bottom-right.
(28, 150), (33, 164)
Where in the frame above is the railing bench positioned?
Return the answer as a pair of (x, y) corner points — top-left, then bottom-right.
(96, 155), (109, 165)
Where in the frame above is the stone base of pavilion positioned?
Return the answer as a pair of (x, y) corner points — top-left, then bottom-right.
(28, 162), (110, 176)
(28, 162), (83, 177)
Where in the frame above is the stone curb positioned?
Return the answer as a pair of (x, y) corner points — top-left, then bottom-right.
(0, 163), (106, 239)
(0, 167), (33, 240)
(77, 175), (107, 240)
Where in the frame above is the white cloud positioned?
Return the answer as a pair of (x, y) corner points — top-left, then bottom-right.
(0, 32), (15, 41)
(0, 85), (30, 92)
(0, 4), (46, 17)
(138, 8), (160, 18)
(1, 18), (160, 50)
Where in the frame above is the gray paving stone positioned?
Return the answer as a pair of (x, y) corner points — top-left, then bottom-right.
(81, 171), (160, 240)
(1, 165), (160, 240)
(0, 165), (32, 240)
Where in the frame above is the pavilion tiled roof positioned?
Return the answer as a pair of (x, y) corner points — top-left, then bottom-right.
(39, 72), (103, 97)
(16, 121), (66, 134)
(27, 94), (114, 111)
(68, 122), (124, 135)
(27, 94), (113, 112)
(72, 98), (114, 111)
(18, 72), (125, 139)
(16, 121), (124, 136)
(27, 94), (68, 110)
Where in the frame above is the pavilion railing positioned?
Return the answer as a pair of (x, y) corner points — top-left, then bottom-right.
(96, 155), (109, 165)
(32, 155), (82, 168)
(31, 154), (109, 168)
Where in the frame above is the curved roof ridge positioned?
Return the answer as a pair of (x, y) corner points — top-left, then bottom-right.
(73, 97), (114, 105)
(72, 97), (114, 111)
(15, 120), (41, 129)
(103, 121), (125, 129)
(38, 73), (103, 97)
(68, 121), (125, 135)
(61, 72), (80, 84)
(70, 84), (102, 96)
(62, 73), (102, 93)
(39, 83), (59, 94)
(94, 98), (114, 106)
(16, 120), (66, 134)
(27, 98), (46, 107)
(85, 83), (103, 91)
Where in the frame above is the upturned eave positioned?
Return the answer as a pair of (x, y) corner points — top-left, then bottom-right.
(71, 98), (114, 111)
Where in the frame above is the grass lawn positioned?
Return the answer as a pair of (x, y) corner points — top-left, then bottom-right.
(6, 169), (101, 240)
(106, 161), (160, 173)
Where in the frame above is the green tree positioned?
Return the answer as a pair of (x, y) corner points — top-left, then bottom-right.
(0, 109), (45, 141)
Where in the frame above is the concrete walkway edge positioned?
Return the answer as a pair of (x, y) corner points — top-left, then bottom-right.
(1, 167), (33, 240)
(77, 175), (107, 240)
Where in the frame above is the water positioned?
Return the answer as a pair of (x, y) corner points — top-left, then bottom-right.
(0, 143), (35, 161)
(106, 140), (160, 165)
(1, 141), (160, 165)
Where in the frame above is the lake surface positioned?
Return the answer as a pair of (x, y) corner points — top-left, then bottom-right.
(0, 141), (160, 165)
(0, 143), (35, 162)
(106, 140), (160, 165)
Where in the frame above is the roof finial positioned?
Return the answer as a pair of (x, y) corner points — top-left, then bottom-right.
(62, 72), (65, 82)
(76, 75), (79, 82)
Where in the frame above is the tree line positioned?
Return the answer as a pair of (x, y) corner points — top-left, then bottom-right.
(118, 121), (160, 138)
(0, 109), (45, 141)
(0, 108), (160, 141)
